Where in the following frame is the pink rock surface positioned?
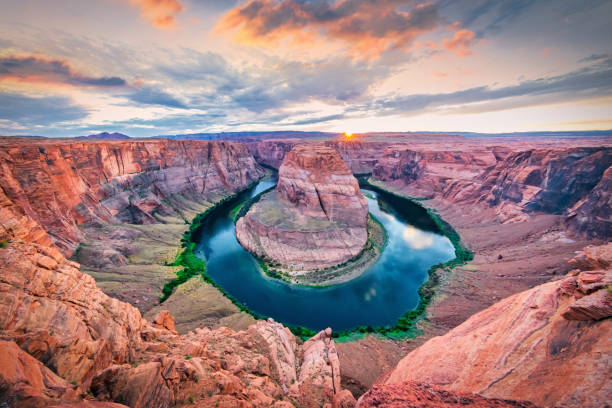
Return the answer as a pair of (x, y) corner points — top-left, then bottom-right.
(237, 144), (369, 271)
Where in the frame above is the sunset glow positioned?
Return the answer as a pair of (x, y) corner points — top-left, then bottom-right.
(0, 1), (610, 137)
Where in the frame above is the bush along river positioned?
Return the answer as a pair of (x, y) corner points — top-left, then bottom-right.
(160, 175), (472, 340)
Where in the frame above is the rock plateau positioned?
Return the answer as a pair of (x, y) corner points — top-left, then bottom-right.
(236, 145), (369, 271)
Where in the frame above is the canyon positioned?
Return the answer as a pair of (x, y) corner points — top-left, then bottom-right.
(0, 133), (611, 407)
(236, 145), (370, 273)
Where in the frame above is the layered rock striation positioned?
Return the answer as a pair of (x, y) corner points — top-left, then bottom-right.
(0, 238), (355, 407)
(381, 243), (612, 408)
(372, 145), (612, 237)
(236, 145), (369, 271)
(0, 138), (265, 255)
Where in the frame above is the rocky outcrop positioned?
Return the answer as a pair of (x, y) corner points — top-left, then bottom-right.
(247, 139), (390, 174)
(0, 139), (265, 255)
(383, 243), (612, 408)
(237, 145), (369, 271)
(0, 235), (355, 407)
(567, 164), (612, 239)
(0, 241), (145, 388)
(90, 320), (352, 408)
(371, 145), (612, 238)
(479, 148), (611, 214)
(0, 340), (82, 408)
(357, 382), (536, 408)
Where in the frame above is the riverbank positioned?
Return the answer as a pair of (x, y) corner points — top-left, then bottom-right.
(335, 176), (593, 396)
(251, 213), (387, 287)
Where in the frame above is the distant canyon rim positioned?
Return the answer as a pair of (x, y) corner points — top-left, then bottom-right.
(0, 132), (610, 408)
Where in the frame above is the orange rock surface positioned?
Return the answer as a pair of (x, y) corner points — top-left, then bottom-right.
(0, 138), (265, 255)
(237, 145), (369, 271)
(383, 244), (612, 407)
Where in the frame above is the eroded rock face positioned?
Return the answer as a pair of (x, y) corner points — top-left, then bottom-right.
(237, 145), (369, 271)
(0, 340), (82, 408)
(383, 243), (612, 408)
(0, 241), (145, 388)
(0, 236), (355, 407)
(371, 145), (612, 238)
(357, 382), (537, 408)
(247, 140), (389, 174)
(0, 139), (264, 255)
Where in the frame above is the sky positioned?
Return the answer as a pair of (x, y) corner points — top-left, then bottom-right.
(0, 0), (611, 137)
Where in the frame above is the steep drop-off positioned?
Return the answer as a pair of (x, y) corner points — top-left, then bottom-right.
(380, 243), (612, 407)
(237, 145), (369, 272)
(0, 138), (265, 255)
(0, 140), (357, 407)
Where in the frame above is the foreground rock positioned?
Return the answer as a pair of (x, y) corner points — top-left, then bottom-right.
(0, 236), (356, 407)
(357, 381), (536, 408)
(383, 243), (612, 408)
(237, 144), (369, 271)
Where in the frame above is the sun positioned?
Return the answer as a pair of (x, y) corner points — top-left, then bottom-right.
(344, 132), (354, 139)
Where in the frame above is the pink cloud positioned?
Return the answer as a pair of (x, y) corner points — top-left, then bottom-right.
(129, 0), (184, 28)
(215, 0), (442, 59)
(442, 29), (476, 57)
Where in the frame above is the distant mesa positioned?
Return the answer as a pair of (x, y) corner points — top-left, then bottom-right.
(236, 144), (369, 273)
(77, 131), (131, 140)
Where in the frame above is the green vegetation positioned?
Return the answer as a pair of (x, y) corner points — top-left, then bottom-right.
(230, 202), (245, 222)
(165, 174), (472, 342)
(0, 240), (8, 248)
(363, 192), (376, 200)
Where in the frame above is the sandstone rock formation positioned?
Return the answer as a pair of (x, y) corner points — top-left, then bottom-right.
(0, 139), (265, 255)
(247, 139), (389, 174)
(357, 381), (536, 408)
(372, 145), (612, 238)
(0, 236), (355, 407)
(0, 340), (82, 408)
(237, 144), (369, 271)
(382, 243), (612, 408)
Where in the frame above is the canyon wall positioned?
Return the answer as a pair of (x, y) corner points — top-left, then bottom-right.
(247, 140), (389, 173)
(0, 138), (265, 255)
(372, 146), (612, 238)
(379, 243), (612, 408)
(0, 240), (354, 407)
(0, 138), (356, 408)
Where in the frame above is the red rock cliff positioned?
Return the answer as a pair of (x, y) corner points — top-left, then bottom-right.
(237, 144), (369, 271)
(380, 243), (612, 408)
(0, 138), (265, 255)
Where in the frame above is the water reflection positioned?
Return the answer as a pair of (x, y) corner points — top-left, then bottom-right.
(402, 225), (435, 250)
(194, 180), (455, 332)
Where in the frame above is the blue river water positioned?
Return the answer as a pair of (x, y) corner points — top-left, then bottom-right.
(193, 178), (455, 332)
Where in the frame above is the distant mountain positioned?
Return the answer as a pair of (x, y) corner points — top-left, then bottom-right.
(155, 131), (340, 141)
(77, 132), (131, 140)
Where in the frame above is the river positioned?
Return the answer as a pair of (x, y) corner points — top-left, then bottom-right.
(193, 177), (455, 332)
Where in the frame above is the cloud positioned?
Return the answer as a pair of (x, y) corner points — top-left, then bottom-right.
(0, 92), (88, 126)
(0, 56), (127, 87)
(442, 29), (476, 57)
(374, 57), (612, 114)
(216, 0), (442, 58)
(126, 86), (187, 108)
(129, 0), (184, 28)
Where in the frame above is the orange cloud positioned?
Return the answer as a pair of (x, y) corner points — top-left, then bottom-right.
(130, 0), (184, 28)
(215, 0), (442, 59)
(0, 55), (128, 88)
(442, 29), (476, 57)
